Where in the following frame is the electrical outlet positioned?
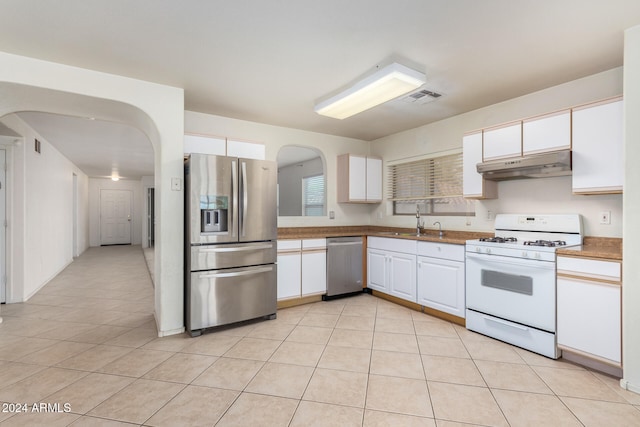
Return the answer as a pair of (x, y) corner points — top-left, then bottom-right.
(329, 211), (335, 220)
(486, 210), (493, 220)
(600, 211), (611, 225)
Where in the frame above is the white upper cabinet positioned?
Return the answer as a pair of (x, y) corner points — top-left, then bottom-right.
(482, 122), (522, 160)
(522, 110), (571, 155)
(463, 131), (497, 199)
(184, 134), (226, 156)
(366, 157), (383, 201)
(572, 97), (623, 194)
(227, 139), (266, 160)
(337, 154), (382, 203)
(184, 135), (266, 160)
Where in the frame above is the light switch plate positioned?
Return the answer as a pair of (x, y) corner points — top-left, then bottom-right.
(329, 211), (335, 219)
(600, 211), (611, 225)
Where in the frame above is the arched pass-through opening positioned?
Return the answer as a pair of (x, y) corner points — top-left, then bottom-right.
(0, 82), (166, 329)
(0, 52), (185, 336)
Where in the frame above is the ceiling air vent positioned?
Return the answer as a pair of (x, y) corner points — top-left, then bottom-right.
(400, 88), (443, 105)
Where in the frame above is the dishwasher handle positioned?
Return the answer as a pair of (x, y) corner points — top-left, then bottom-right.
(327, 241), (362, 247)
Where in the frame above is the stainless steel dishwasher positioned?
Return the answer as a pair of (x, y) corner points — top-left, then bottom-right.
(324, 237), (363, 300)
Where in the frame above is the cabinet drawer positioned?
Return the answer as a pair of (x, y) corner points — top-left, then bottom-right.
(278, 240), (302, 252)
(557, 256), (621, 282)
(302, 238), (326, 250)
(417, 241), (464, 261)
(367, 236), (417, 254)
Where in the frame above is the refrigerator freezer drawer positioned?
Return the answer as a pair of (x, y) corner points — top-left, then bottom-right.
(187, 264), (277, 332)
(190, 242), (276, 271)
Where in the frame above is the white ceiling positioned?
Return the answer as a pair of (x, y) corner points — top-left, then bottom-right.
(1, 1), (639, 179)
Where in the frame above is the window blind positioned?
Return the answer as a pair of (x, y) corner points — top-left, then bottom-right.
(303, 174), (325, 216)
(388, 153), (463, 202)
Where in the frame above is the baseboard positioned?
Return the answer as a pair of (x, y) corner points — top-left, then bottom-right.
(620, 378), (640, 394)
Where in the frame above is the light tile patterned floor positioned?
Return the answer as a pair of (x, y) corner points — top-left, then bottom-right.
(1, 245), (640, 426)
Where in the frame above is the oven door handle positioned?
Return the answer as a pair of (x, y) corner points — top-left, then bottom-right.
(465, 252), (555, 270)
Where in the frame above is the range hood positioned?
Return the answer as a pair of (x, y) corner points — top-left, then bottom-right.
(477, 150), (572, 181)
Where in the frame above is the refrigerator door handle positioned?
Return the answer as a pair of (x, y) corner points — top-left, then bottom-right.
(240, 161), (248, 238)
(198, 266), (273, 279)
(196, 244), (273, 253)
(231, 160), (238, 238)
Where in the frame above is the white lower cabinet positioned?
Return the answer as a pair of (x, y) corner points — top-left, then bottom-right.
(301, 239), (327, 296)
(367, 237), (417, 303)
(366, 237), (467, 318)
(388, 252), (417, 302)
(367, 249), (389, 293)
(556, 255), (622, 366)
(277, 239), (326, 301)
(416, 242), (465, 318)
(277, 240), (302, 300)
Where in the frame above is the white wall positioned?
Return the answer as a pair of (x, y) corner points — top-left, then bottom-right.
(184, 111), (372, 227)
(88, 178), (144, 247)
(371, 67), (624, 238)
(622, 24), (640, 394)
(0, 113), (89, 302)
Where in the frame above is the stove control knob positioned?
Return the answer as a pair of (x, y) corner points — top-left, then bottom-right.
(535, 252), (541, 259)
(476, 247), (481, 253)
(522, 251), (528, 258)
(485, 248), (491, 254)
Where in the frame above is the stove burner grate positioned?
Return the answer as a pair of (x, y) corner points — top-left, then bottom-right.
(479, 237), (518, 243)
(523, 240), (567, 247)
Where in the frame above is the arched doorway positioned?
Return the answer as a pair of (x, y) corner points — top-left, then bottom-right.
(0, 54), (185, 337)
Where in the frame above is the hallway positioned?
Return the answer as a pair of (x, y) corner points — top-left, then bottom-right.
(1, 246), (640, 426)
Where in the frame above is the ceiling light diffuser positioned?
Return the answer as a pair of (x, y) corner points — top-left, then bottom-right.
(314, 62), (426, 120)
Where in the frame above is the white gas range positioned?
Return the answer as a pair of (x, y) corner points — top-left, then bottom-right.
(465, 214), (583, 359)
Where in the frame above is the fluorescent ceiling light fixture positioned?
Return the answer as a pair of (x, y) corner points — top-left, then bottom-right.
(314, 62), (426, 120)
(111, 176), (120, 181)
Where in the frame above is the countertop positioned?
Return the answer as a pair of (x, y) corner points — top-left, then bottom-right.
(556, 237), (623, 261)
(279, 227), (623, 259)
(278, 226), (492, 246)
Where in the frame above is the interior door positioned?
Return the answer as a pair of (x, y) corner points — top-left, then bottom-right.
(100, 189), (132, 245)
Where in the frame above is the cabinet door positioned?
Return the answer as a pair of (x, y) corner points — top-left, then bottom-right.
(301, 250), (327, 296)
(388, 252), (417, 302)
(184, 134), (226, 156)
(276, 251), (301, 300)
(572, 98), (623, 194)
(348, 155), (367, 201)
(483, 122), (522, 160)
(522, 110), (571, 155)
(463, 132), (496, 199)
(227, 139), (266, 160)
(557, 277), (621, 364)
(367, 249), (388, 292)
(366, 157), (382, 201)
(417, 257), (465, 317)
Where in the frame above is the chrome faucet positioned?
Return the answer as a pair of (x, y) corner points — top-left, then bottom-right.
(433, 221), (443, 238)
(416, 205), (424, 236)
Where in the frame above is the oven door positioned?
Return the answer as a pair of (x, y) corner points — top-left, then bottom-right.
(466, 252), (556, 332)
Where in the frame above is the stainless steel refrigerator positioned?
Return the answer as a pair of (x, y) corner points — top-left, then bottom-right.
(184, 153), (277, 336)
